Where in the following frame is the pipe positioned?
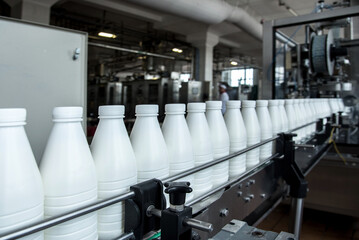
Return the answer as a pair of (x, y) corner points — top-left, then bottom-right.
(89, 42), (175, 60)
(124, 0), (263, 41)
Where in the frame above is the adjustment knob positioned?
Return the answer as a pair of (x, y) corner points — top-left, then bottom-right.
(164, 182), (193, 206)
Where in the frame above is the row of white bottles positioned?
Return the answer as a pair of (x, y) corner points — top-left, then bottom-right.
(1, 97), (345, 239)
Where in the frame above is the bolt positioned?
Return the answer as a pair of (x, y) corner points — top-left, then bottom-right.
(238, 183), (242, 189)
(248, 194), (254, 199)
(220, 209), (229, 217)
(244, 197), (251, 203)
(249, 179), (256, 185)
(260, 193), (266, 199)
(237, 191), (243, 197)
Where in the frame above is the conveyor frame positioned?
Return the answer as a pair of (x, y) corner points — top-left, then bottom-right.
(0, 118), (334, 240)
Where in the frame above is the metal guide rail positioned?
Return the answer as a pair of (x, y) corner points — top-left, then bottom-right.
(0, 117), (336, 240)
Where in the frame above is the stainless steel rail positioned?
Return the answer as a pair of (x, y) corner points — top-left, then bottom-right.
(187, 153), (280, 206)
(0, 191), (135, 240)
(288, 120), (318, 133)
(163, 136), (280, 183)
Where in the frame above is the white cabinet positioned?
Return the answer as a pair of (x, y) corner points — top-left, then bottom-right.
(0, 17), (87, 163)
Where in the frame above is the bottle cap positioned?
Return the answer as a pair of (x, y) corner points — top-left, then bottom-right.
(242, 100), (256, 108)
(206, 101), (222, 110)
(256, 100), (268, 107)
(187, 102), (205, 112)
(0, 108), (26, 125)
(99, 105), (125, 118)
(135, 104), (158, 115)
(268, 100), (279, 106)
(165, 104), (185, 114)
(278, 100), (285, 105)
(226, 100), (241, 109)
(53, 107), (83, 121)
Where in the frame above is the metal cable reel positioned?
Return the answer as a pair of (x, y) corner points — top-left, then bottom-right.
(310, 29), (335, 75)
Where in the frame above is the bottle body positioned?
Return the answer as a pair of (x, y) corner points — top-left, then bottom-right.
(91, 106), (137, 239)
(241, 101), (261, 167)
(40, 107), (97, 240)
(285, 100), (296, 131)
(224, 101), (247, 178)
(186, 103), (214, 197)
(162, 104), (195, 202)
(130, 105), (169, 182)
(256, 101), (273, 161)
(278, 100), (289, 132)
(0, 109), (44, 240)
(206, 101), (230, 187)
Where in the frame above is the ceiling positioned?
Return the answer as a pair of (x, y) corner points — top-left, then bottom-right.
(49, 0), (339, 67)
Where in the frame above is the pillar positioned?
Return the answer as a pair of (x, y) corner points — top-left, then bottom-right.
(6, 0), (59, 24)
(187, 31), (219, 100)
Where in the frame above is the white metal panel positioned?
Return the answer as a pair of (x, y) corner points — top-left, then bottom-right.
(0, 17), (87, 164)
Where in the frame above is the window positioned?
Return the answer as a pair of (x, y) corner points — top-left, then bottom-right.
(222, 68), (255, 87)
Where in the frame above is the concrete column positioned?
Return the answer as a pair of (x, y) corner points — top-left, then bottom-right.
(6, 0), (59, 24)
(187, 31), (219, 100)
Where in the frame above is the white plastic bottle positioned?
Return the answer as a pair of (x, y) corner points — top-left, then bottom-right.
(278, 100), (289, 132)
(285, 99), (296, 131)
(224, 101), (247, 178)
(162, 104), (195, 202)
(0, 108), (43, 240)
(268, 100), (281, 136)
(241, 100), (261, 167)
(130, 105), (169, 182)
(292, 99), (303, 141)
(40, 107), (97, 240)
(206, 101), (230, 187)
(309, 99), (317, 133)
(299, 99), (309, 139)
(304, 99), (313, 137)
(256, 100), (273, 161)
(90, 106), (137, 239)
(186, 103), (214, 197)
(337, 98), (345, 112)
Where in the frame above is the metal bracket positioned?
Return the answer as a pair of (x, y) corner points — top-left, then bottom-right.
(279, 133), (308, 198)
(124, 179), (166, 239)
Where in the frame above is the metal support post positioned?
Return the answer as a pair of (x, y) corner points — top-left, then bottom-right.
(279, 133), (308, 238)
(289, 198), (304, 239)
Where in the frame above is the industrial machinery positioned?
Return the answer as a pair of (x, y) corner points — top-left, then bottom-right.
(0, 115), (336, 239)
(262, 2), (359, 219)
(262, 2), (359, 99)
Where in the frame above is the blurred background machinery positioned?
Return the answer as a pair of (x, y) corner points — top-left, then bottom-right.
(262, 1), (359, 219)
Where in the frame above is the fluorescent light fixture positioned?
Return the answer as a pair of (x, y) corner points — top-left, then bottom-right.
(172, 48), (183, 53)
(98, 32), (117, 38)
(230, 61), (238, 66)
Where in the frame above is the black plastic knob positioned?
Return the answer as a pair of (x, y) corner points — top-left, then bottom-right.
(164, 182), (193, 205)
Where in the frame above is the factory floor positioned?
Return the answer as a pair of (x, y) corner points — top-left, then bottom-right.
(257, 204), (359, 240)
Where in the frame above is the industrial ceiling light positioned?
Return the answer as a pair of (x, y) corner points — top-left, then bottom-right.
(98, 32), (117, 38)
(230, 61), (238, 66)
(172, 48), (183, 53)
